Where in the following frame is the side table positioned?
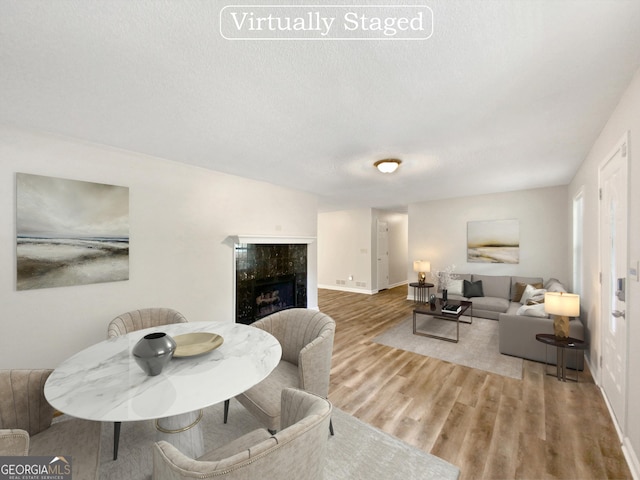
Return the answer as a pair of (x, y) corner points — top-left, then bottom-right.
(535, 333), (588, 382)
(409, 282), (434, 304)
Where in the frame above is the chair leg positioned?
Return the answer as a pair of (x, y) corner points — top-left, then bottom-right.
(223, 399), (230, 424)
(329, 418), (334, 436)
(113, 422), (121, 460)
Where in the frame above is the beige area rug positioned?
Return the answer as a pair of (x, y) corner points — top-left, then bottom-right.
(99, 398), (460, 480)
(373, 315), (523, 380)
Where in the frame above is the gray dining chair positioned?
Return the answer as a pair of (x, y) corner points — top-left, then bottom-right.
(0, 369), (102, 480)
(107, 307), (188, 459)
(154, 388), (332, 480)
(224, 308), (335, 434)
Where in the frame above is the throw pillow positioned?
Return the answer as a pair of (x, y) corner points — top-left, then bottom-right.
(516, 303), (548, 317)
(512, 281), (543, 302)
(448, 279), (464, 296)
(463, 279), (484, 298)
(520, 285), (547, 305)
(527, 289), (546, 304)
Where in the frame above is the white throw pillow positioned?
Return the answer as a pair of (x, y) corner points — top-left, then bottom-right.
(516, 303), (548, 317)
(520, 285), (547, 305)
(447, 279), (464, 296)
(519, 284), (535, 304)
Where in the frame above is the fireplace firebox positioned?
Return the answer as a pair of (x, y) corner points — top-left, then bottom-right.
(235, 243), (307, 324)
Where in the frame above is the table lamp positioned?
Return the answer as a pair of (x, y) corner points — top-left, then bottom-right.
(413, 260), (430, 285)
(545, 292), (580, 338)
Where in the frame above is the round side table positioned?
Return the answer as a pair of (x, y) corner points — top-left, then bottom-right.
(535, 333), (588, 382)
(409, 282), (434, 304)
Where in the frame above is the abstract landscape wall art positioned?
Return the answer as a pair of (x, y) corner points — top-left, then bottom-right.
(467, 219), (519, 264)
(16, 173), (129, 290)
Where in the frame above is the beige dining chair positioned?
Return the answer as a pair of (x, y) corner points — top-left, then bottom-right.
(107, 307), (188, 459)
(224, 308), (335, 434)
(153, 388), (332, 480)
(0, 369), (102, 480)
(108, 307), (188, 338)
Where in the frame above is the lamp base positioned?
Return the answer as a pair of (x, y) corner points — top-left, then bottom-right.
(418, 273), (426, 285)
(553, 315), (570, 338)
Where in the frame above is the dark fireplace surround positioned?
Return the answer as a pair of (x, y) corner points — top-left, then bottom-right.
(235, 241), (309, 325)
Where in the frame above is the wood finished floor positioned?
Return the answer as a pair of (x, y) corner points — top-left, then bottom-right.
(319, 285), (631, 480)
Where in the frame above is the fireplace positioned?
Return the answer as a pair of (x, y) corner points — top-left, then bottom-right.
(234, 241), (309, 324)
(254, 275), (296, 320)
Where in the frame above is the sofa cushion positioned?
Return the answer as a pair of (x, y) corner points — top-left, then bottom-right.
(463, 280), (484, 298)
(545, 278), (568, 293)
(471, 275), (510, 299)
(470, 296), (510, 313)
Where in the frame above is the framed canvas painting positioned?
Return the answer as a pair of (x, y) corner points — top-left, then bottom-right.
(16, 173), (129, 290)
(467, 219), (519, 264)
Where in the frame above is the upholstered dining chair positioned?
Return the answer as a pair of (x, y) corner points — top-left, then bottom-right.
(107, 307), (188, 338)
(107, 307), (188, 459)
(153, 388), (332, 480)
(0, 369), (102, 480)
(224, 308), (335, 434)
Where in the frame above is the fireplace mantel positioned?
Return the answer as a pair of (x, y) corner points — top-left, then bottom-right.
(231, 235), (315, 245)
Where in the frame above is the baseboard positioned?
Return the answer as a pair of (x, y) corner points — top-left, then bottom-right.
(593, 368), (638, 479)
(623, 438), (640, 480)
(318, 284), (376, 295)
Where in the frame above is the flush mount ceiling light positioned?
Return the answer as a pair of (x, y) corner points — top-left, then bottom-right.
(374, 158), (402, 174)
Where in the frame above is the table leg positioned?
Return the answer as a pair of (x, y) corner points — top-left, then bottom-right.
(556, 347), (562, 381)
(113, 421), (121, 460)
(156, 410), (205, 458)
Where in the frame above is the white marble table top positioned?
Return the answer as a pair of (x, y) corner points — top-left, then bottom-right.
(44, 321), (282, 422)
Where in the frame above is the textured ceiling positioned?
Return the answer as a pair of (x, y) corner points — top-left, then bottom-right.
(1, 1), (639, 211)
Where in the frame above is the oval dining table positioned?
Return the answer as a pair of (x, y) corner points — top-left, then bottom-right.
(44, 321), (282, 460)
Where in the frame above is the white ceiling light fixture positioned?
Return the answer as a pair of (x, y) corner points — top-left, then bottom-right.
(374, 159), (402, 174)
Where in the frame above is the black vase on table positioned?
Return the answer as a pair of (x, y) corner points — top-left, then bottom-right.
(132, 332), (177, 376)
(442, 289), (448, 302)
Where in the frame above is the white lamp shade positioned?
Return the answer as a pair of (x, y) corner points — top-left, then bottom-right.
(544, 292), (580, 317)
(413, 260), (431, 273)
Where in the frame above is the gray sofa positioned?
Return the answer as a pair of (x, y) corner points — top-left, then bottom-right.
(442, 273), (584, 369)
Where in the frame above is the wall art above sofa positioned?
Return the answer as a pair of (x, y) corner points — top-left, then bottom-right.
(467, 219), (519, 264)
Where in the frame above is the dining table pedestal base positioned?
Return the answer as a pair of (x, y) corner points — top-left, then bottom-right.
(156, 410), (205, 458)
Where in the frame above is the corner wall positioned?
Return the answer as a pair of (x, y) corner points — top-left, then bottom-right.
(0, 125), (318, 368)
(408, 185), (569, 287)
(317, 208), (408, 293)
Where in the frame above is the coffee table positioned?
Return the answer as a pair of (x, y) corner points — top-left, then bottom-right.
(413, 299), (473, 343)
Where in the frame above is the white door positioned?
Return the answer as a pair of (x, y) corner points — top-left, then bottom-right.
(377, 220), (389, 291)
(599, 134), (628, 428)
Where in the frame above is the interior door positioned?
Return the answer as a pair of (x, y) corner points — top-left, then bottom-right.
(377, 220), (389, 291)
(599, 134), (628, 428)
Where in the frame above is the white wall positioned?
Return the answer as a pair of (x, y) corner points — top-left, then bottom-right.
(0, 125), (318, 369)
(317, 209), (373, 292)
(568, 67), (640, 476)
(408, 186), (569, 286)
(317, 208), (408, 293)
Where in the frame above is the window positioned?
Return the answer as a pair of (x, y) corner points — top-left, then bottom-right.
(572, 190), (584, 295)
